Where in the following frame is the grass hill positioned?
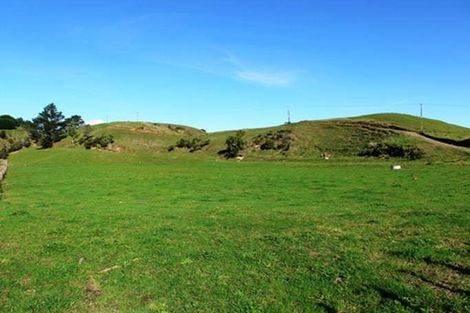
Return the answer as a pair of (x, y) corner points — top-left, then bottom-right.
(0, 127), (31, 158)
(352, 113), (470, 141)
(58, 122), (206, 153)
(82, 113), (470, 161)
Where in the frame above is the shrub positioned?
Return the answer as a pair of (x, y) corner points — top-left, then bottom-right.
(78, 126), (114, 149)
(359, 142), (423, 160)
(0, 140), (9, 159)
(219, 131), (245, 158)
(95, 134), (114, 148)
(253, 130), (292, 152)
(176, 138), (190, 148)
(171, 137), (210, 152)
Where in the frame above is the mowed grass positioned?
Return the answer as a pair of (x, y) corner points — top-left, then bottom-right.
(0, 148), (469, 312)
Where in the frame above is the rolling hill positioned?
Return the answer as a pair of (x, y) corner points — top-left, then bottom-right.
(79, 113), (470, 161)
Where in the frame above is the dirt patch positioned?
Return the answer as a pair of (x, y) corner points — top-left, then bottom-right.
(0, 159), (7, 181)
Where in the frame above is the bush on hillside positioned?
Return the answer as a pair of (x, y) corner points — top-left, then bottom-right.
(78, 126), (114, 149)
(252, 130), (292, 152)
(171, 137), (210, 152)
(167, 125), (185, 132)
(80, 134), (114, 149)
(0, 141), (9, 159)
(0, 134), (31, 159)
(219, 130), (246, 158)
(359, 142), (423, 160)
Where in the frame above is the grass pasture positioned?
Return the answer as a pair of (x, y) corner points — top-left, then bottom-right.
(0, 148), (469, 312)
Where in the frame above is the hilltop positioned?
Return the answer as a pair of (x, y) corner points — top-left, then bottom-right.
(78, 113), (470, 161)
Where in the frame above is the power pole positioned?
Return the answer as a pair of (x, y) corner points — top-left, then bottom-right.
(420, 103), (423, 133)
(287, 109), (291, 124)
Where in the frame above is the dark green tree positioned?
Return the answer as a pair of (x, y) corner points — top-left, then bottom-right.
(0, 115), (20, 130)
(32, 103), (66, 148)
(221, 130), (245, 158)
(64, 115), (84, 143)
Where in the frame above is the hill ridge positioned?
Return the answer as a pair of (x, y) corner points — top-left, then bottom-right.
(83, 113), (469, 161)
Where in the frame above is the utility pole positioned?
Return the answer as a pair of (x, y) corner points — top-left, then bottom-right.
(287, 109), (291, 124)
(420, 103), (423, 133)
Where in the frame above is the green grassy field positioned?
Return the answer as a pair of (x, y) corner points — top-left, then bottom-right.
(1, 147), (469, 312)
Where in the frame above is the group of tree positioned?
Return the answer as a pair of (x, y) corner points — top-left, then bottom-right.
(0, 115), (21, 130)
(1, 103), (113, 150)
(27, 104), (84, 148)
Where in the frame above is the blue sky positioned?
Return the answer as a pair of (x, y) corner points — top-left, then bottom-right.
(1, 0), (469, 131)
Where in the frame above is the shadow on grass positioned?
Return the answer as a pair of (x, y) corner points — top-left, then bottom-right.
(399, 269), (470, 297)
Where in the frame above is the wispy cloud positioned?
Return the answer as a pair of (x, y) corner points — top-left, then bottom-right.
(235, 70), (295, 87)
(220, 50), (298, 87)
(392, 98), (411, 105)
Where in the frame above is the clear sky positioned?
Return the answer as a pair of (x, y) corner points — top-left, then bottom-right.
(1, 0), (469, 131)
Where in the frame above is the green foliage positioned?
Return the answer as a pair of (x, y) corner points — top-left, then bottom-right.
(220, 130), (246, 158)
(0, 130), (31, 159)
(167, 125), (185, 132)
(0, 115), (20, 130)
(360, 142), (424, 160)
(0, 141), (8, 159)
(78, 126), (114, 149)
(252, 129), (292, 152)
(172, 137), (210, 152)
(32, 103), (66, 148)
(64, 115), (84, 143)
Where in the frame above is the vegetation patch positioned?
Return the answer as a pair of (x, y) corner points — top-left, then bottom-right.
(169, 137), (210, 152)
(0, 115), (20, 130)
(251, 129), (293, 152)
(78, 126), (114, 150)
(359, 142), (424, 160)
(0, 131), (31, 159)
(218, 130), (246, 158)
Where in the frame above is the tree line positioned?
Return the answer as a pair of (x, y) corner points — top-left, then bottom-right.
(1, 103), (113, 150)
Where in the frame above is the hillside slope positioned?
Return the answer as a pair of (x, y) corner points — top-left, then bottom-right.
(352, 113), (470, 141)
(74, 114), (470, 161)
(75, 122), (206, 153)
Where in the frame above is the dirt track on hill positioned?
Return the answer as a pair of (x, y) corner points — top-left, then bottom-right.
(401, 131), (470, 152)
